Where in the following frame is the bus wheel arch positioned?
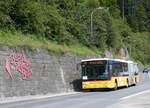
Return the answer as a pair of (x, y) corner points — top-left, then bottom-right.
(134, 77), (137, 86)
(113, 79), (118, 90)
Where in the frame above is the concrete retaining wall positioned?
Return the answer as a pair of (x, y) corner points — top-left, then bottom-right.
(0, 46), (87, 98)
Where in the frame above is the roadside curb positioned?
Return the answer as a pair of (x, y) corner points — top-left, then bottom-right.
(0, 92), (80, 104)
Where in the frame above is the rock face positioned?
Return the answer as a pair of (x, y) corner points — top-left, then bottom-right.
(0, 46), (84, 98)
(105, 48), (130, 60)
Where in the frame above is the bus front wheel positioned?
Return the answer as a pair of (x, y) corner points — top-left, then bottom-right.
(126, 79), (129, 88)
(113, 81), (118, 90)
(134, 78), (137, 86)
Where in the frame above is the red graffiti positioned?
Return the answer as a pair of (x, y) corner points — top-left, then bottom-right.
(5, 53), (32, 80)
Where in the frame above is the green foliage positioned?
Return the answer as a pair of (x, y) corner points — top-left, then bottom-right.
(117, 0), (150, 32)
(129, 32), (150, 65)
(0, 30), (100, 56)
(11, 0), (46, 33)
(136, 3), (148, 31)
(0, 0), (14, 29)
(99, 0), (120, 17)
(85, 0), (100, 8)
(107, 18), (122, 51)
(0, 0), (149, 65)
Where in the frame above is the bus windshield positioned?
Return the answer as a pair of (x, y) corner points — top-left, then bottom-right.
(81, 62), (109, 80)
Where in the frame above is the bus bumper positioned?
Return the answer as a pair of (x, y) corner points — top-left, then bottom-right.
(82, 81), (115, 89)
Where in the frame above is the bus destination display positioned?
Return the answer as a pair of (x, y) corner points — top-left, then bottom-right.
(82, 61), (104, 64)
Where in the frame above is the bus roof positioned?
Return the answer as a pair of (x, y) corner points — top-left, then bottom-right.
(81, 58), (134, 64)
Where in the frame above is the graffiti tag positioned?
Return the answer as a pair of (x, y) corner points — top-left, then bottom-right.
(5, 52), (32, 80)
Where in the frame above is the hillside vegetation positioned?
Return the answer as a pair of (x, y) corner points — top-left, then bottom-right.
(0, 0), (149, 65)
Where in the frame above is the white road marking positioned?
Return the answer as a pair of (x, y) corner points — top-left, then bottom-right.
(120, 89), (150, 100)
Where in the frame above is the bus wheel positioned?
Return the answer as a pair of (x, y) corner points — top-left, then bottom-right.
(134, 78), (137, 86)
(126, 79), (129, 88)
(113, 81), (118, 90)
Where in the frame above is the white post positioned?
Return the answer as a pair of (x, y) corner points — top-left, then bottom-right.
(90, 7), (106, 39)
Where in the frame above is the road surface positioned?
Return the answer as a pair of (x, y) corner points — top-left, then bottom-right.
(0, 75), (150, 108)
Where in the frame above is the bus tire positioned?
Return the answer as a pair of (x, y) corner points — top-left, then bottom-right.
(134, 78), (137, 86)
(113, 81), (118, 90)
(126, 79), (129, 88)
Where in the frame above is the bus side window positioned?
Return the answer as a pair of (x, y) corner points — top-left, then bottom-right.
(81, 64), (86, 76)
(109, 65), (112, 72)
(134, 64), (139, 75)
(112, 64), (118, 76)
(123, 63), (128, 72)
(130, 64), (134, 74)
(124, 64), (128, 72)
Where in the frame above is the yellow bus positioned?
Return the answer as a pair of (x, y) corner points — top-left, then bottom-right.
(81, 58), (139, 90)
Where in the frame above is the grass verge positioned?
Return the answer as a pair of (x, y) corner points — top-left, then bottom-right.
(0, 30), (101, 56)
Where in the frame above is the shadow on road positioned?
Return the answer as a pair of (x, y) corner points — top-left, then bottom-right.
(71, 79), (82, 92)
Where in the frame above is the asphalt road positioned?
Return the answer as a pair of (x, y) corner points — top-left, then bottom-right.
(0, 74), (150, 108)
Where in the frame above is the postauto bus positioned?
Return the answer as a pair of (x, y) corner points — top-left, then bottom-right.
(81, 58), (139, 90)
